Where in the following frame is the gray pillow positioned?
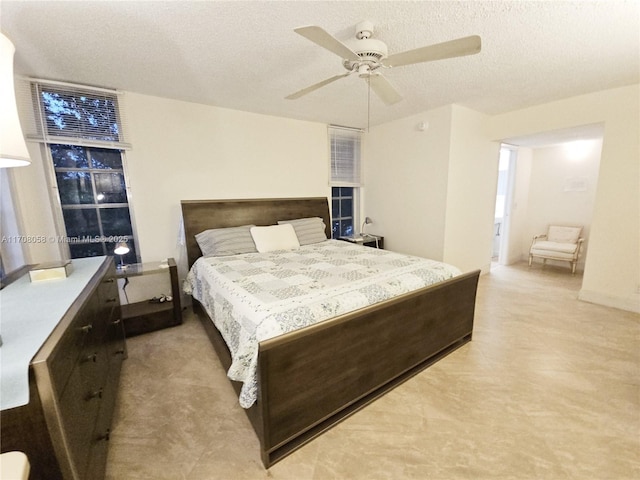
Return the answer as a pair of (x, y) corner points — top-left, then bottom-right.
(195, 225), (257, 256)
(277, 217), (327, 245)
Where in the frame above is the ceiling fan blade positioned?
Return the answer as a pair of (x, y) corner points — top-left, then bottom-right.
(294, 26), (361, 62)
(384, 35), (481, 67)
(368, 73), (403, 105)
(286, 72), (352, 100)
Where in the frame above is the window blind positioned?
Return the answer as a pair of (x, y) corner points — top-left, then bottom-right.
(329, 125), (362, 186)
(17, 77), (131, 150)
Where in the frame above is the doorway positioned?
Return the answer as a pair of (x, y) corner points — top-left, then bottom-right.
(492, 146), (516, 265)
(493, 124), (604, 275)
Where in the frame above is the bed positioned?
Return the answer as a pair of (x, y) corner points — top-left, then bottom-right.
(181, 197), (480, 467)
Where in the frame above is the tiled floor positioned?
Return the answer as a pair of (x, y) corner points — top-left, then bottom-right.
(106, 263), (640, 479)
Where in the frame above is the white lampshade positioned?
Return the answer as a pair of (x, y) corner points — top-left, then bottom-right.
(114, 241), (130, 255)
(0, 33), (31, 168)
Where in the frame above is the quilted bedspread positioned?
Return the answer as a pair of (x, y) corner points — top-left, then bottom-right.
(184, 239), (460, 408)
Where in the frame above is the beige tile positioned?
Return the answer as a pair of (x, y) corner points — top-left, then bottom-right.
(106, 263), (640, 480)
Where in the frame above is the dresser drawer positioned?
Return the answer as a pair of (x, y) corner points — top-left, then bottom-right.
(98, 273), (119, 316)
(85, 369), (120, 480)
(106, 317), (127, 371)
(48, 298), (98, 397)
(58, 360), (105, 478)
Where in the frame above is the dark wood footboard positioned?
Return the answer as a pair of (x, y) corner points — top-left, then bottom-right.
(257, 269), (479, 466)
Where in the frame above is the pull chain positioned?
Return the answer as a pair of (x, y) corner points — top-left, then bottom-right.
(367, 76), (371, 132)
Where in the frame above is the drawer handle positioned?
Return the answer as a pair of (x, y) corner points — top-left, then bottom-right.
(111, 318), (122, 325)
(80, 324), (93, 334)
(83, 352), (98, 363)
(114, 349), (126, 356)
(106, 297), (118, 303)
(86, 388), (103, 401)
(97, 429), (110, 442)
(105, 278), (115, 283)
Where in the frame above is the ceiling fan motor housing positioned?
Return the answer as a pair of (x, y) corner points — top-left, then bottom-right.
(343, 37), (388, 72)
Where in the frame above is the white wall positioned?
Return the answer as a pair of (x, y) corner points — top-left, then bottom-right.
(364, 105), (499, 274)
(364, 107), (452, 259)
(503, 147), (532, 265)
(443, 105), (500, 273)
(123, 93), (330, 271)
(489, 84), (640, 312)
(523, 140), (602, 271)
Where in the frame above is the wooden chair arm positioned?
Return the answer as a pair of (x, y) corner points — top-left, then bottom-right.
(530, 234), (547, 250)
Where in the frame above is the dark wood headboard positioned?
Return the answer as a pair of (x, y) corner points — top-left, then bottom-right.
(181, 197), (331, 268)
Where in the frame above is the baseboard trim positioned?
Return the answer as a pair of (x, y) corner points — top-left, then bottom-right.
(578, 289), (640, 314)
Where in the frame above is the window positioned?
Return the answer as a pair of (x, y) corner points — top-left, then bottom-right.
(331, 187), (355, 238)
(329, 126), (362, 239)
(51, 144), (137, 263)
(30, 80), (138, 263)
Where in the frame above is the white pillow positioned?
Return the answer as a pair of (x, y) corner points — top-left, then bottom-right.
(250, 224), (300, 253)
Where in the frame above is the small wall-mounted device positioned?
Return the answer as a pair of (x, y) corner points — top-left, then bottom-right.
(417, 121), (429, 132)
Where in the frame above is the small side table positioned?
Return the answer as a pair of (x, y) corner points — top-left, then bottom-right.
(115, 258), (182, 337)
(338, 234), (384, 249)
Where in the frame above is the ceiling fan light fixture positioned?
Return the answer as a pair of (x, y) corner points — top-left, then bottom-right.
(357, 64), (371, 77)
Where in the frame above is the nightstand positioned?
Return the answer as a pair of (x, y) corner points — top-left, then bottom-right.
(338, 234), (384, 249)
(116, 257), (182, 336)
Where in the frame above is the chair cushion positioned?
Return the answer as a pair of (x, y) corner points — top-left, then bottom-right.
(547, 226), (581, 243)
(531, 241), (579, 260)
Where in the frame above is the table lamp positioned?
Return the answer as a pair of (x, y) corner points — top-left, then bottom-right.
(113, 241), (130, 270)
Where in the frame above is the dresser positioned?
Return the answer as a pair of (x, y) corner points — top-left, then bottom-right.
(0, 256), (126, 480)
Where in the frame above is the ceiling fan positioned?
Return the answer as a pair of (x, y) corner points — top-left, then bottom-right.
(286, 21), (481, 105)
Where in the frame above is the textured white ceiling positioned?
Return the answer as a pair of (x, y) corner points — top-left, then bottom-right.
(1, 1), (638, 130)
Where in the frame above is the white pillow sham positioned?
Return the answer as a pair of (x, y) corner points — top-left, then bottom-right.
(250, 224), (300, 253)
(277, 217), (327, 245)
